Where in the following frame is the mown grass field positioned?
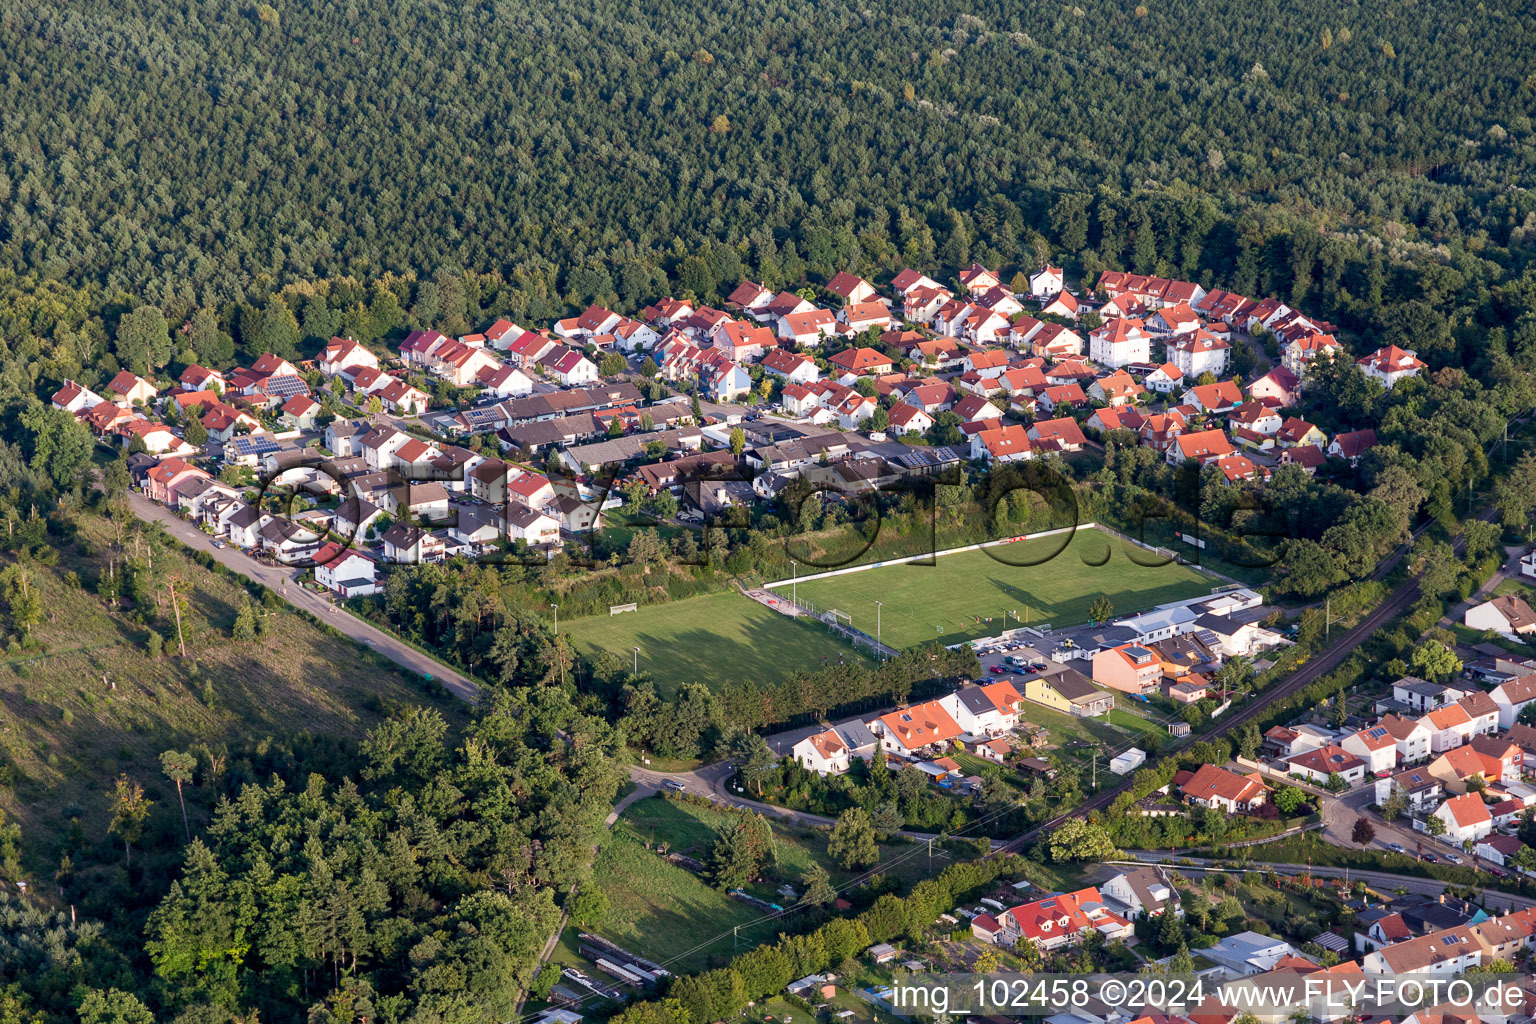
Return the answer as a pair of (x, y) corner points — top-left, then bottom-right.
(563, 591), (864, 698)
(785, 528), (1218, 650)
(558, 794), (946, 974)
(0, 510), (464, 880)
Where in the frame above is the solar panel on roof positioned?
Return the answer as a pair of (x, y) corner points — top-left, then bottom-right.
(1194, 629), (1221, 647)
(263, 375), (311, 399)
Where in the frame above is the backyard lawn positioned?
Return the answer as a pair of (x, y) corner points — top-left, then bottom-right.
(782, 528), (1218, 649)
(563, 591), (864, 698)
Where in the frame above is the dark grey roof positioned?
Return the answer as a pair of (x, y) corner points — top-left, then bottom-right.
(1051, 669), (1106, 701)
(506, 504), (554, 529)
(227, 504), (261, 528)
(1395, 677), (1449, 698)
(953, 685), (994, 716)
(1192, 612), (1243, 634)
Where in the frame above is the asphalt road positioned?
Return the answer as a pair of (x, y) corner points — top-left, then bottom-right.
(126, 493), (481, 703)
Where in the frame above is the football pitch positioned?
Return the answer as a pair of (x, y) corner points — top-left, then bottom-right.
(784, 528), (1219, 649)
(563, 591), (862, 698)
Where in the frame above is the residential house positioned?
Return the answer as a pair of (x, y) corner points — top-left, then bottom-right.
(1028, 265), (1064, 297)
(1432, 793), (1493, 845)
(1168, 428), (1235, 466)
(1492, 673), (1536, 728)
(1329, 428), (1379, 463)
(940, 682), (1018, 737)
(1393, 677), (1463, 712)
(505, 504), (562, 548)
(1377, 713), (1434, 764)
(1098, 866), (1181, 920)
(1249, 366), (1301, 407)
(1178, 764), (1270, 813)
(829, 347), (894, 378)
(1024, 669), (1115, 717)
(281, 394), (320, 429)
(1374, 767), (1443, 815)
(1357, 345), (1426, 389)
(957, 263), (1000, 294)
(1167, 331), (1231, 378)
(826, 272), (879, 305)
(1422, 703), (1476, 754)
(969, 423), (1033, 463)
(1087, 369), (1144, 407)
(1426, 744), (1502, 795)
(1088, 318), (1151, 368)
(980, 887), (1132, 951)
(1465, 594), (1536, 635)
(1091, 643), (1162, 697)
(1274, 417), (1326, 449)
(871, 700), (964, 757)
(792, 730), (852, 776)
(952, 393), (1003, 424)
(778, 309), (838, 347)
(887, 403), (934, 437)
(319, 337), (380, 377)
(762, 348), (820, 384)
(51, 379), (106, 414)
(1186, 380), (1244, 415)
(1285, 745), (1367, 785)
(381, 522), (445, 564)
(1341, 725), (1399, 775)
(1025, 417), (1087, 451)
(1142, 362), (1184, 394)
(106, 370), (158, 407)
(312, 544), (381, 598)
(1281, 333), (1345, 377)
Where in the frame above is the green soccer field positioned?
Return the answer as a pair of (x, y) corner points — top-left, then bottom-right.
(563, 591), (863, 698)
(784, 528), (1220, 649)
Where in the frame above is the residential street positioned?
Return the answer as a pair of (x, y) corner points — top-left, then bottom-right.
(125, 493), (481, 703)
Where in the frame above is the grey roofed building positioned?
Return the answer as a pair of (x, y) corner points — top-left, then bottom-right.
(494, 382), (642, 424)
(1200, 930), (1301, 976)
(951, 684), (995, 719)
(226, 503), (262, 529)
(1048, 668), (1107, 701)
(832, 718), (879, 759)
(498, 412), (604, 452)
(560, 427), (703, 471)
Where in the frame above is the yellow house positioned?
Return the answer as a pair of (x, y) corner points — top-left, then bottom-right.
(1025, 669), (1116, 718)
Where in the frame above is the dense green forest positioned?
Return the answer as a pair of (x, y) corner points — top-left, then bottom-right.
(3, 0), (1535, 310)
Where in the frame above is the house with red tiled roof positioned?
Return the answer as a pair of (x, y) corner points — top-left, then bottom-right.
(900, 380), (957, 414)
(107, 370), (158, 407)
(714, 321), (777, 363)
(1426, 744), (1503, 795)
(957, 262), (1000, 295)
(1142, 362), (1183, 394)
(1167, 330), (1231, 379)
(985, 887), (1132, 951)
(1039, 290), (1081, 320)
(1432, 792), (1494, 845)
(1248, 365), (1300, 407)
(829, 347), (894, 377)
(761, 348), (819, 385)
(1282, 332), (1345, 376)
(51, 379), (106, 415)
(826, 272), (878, 305)
(280, 394), (320, 429)
(792, 729), (852, 776)
(1358, 345), (1425, 389)
(872, 700), (963, 757)
(778, 309), (838, 347)
(1186, 379), (1244, 415)
(1328, 428), (1378, 463)
(1086, 406), (1146, 435)
(1088, 318), (1151, 368)
(839, 300), (893, 332)
(902, 284), (953, 324)
(1030, 321), (1084, 358)
(887, 402), (934, 437)
(1036, 383), (1087, 414)
(1213, 453), (1262, 484)
(1088, 369), (1144, 406)
(318, 338), (379, 378)
(1147, 302), (1201, 336)
(724, 282), (772, 312)
(1027, 265), (1064, 298)
(179, 364), (228, 393)
(952, 393), (1003, 425)
(1026, 416), (1087, 451)
(1177, 763), (1270, 813)
(969, 424), (1033, 463)
(1286, 743), (1367, 785)
(1168, 428), (1235, 466)
(890, 268), (942, 298)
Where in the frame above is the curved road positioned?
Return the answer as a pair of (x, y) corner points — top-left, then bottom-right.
(127, 493), (481, 703)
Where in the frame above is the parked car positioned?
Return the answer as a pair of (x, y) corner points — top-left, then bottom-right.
(1445, 854), (1463, 864)
(1422, 853), (1438, 864)
(1387, 842), (1405, 854)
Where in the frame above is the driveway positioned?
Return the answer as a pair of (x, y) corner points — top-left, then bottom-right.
(126, 493), (481, 704)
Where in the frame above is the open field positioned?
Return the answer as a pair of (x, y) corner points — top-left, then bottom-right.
(785, 528), (1219, 649)
(559, 794), (947, 973)
(563, 591), (863, 698)
(0, 510), (464, 879)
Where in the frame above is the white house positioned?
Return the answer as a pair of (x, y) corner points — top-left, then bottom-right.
(1098, 866), (1180, 920)
(1167, 331), (1231, 379)
(792, 730), (852, 776)
(313, 546), (381, 598)
(1027, 265), (1064, 298)
(1492, 674), (1536, 729)
(1432, 792), (1493, 845)
(939, 684), (1014, 737)
(1087, 319), (1151, 369)
(1465, 594), (1536, 636)
(1340, 725), (1398, 775)
(1357, 345), (1425, 389)
(1377, 714), (1434, 764)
